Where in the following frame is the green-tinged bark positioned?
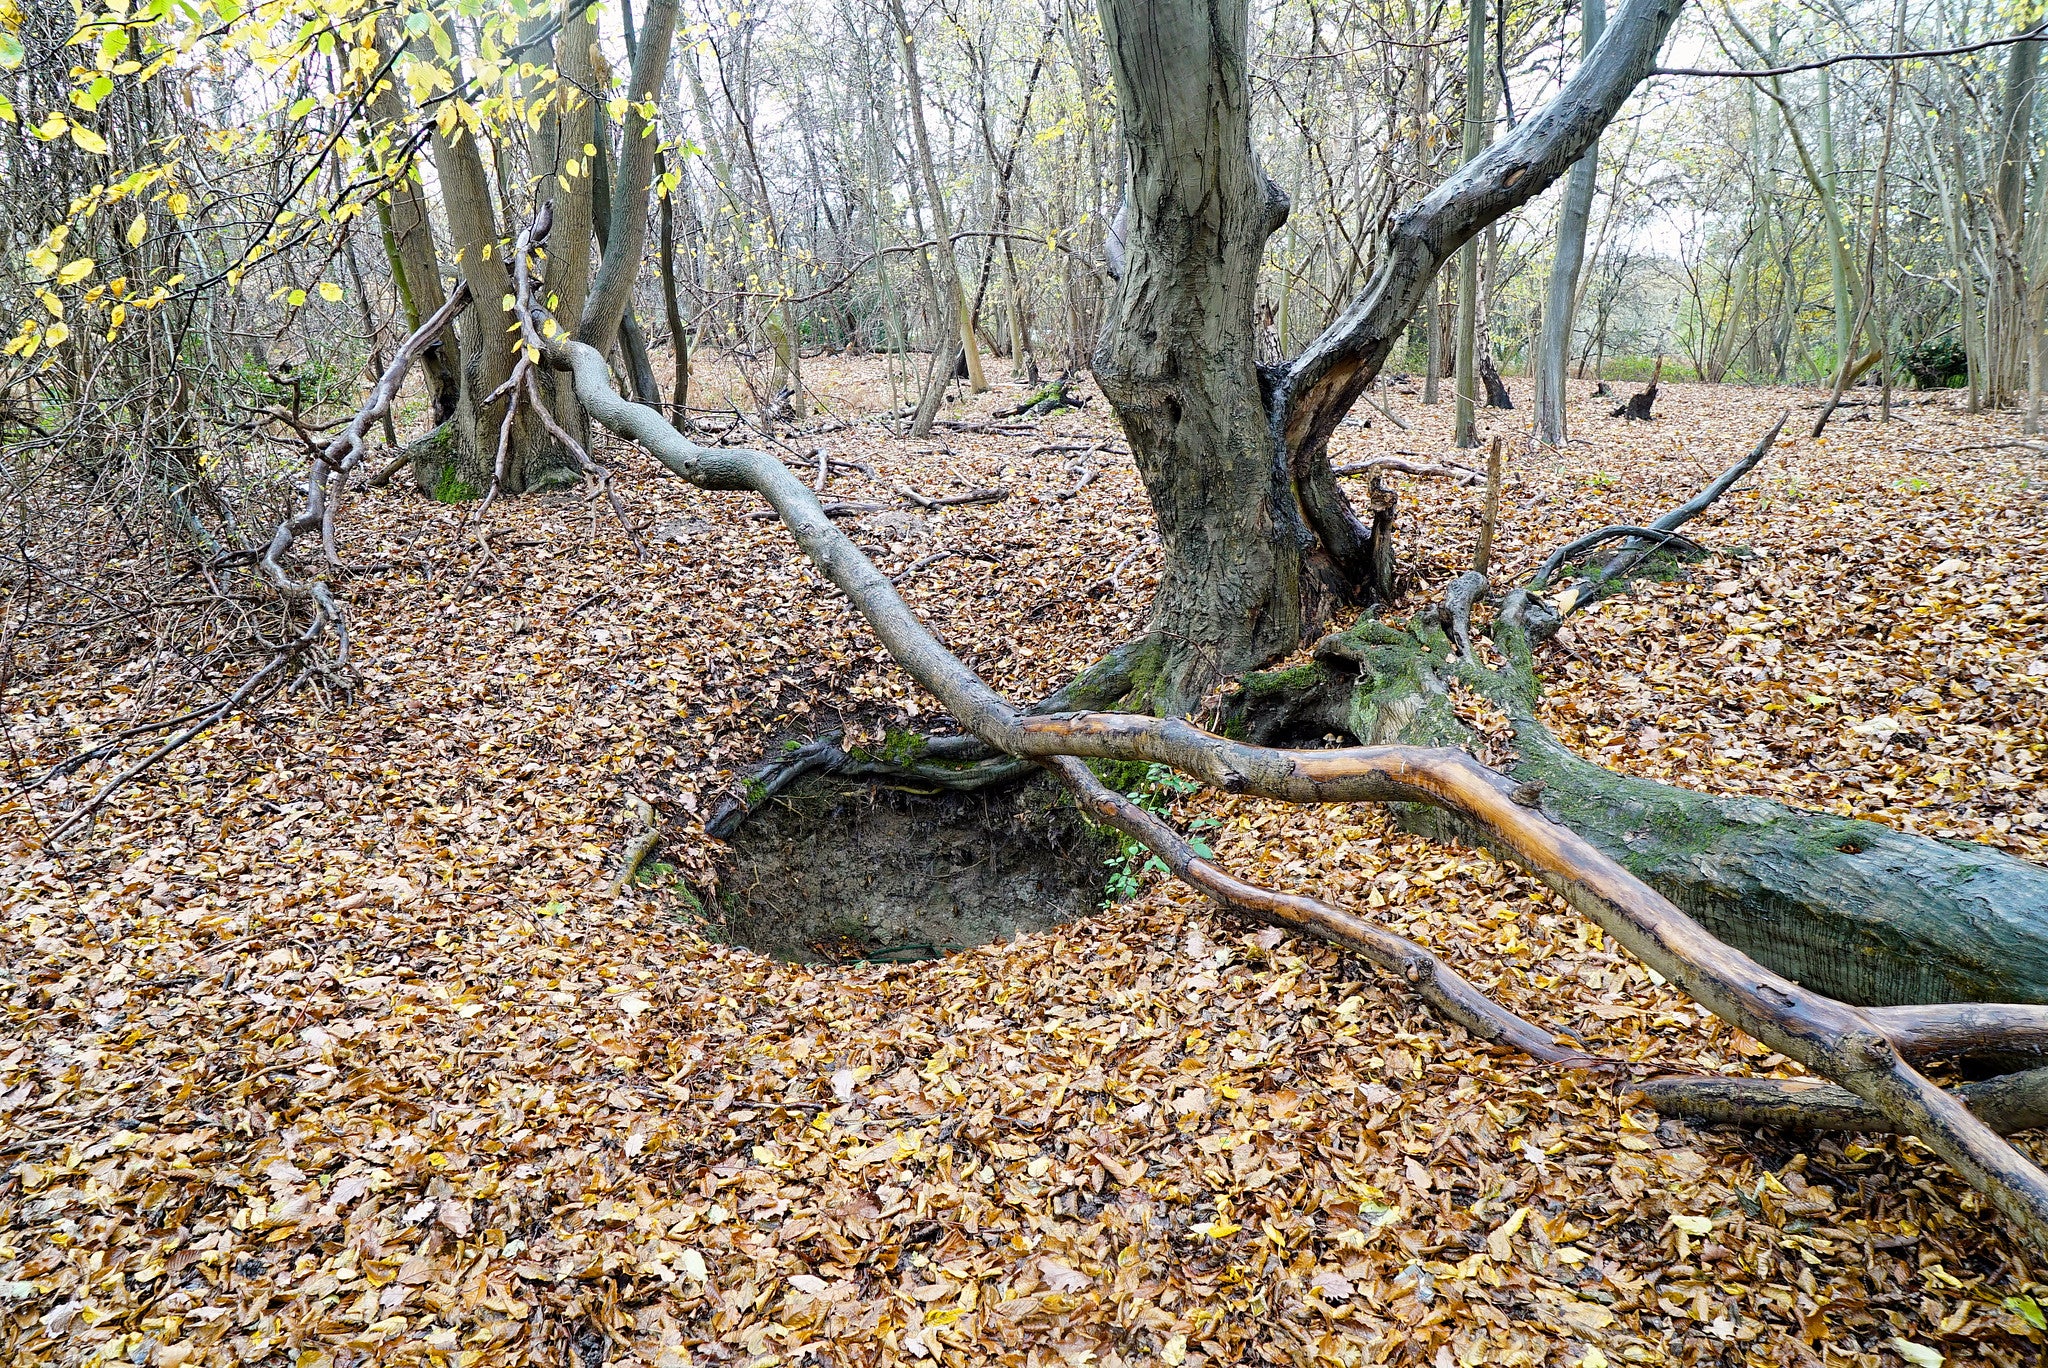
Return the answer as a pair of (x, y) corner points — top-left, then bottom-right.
(1232, 614), (2048, 1009)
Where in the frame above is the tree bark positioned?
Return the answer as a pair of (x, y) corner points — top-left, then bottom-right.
(1452, 0), (1487, 449)
(1090, 0), (1682, 715)
(1534, 0), (1605, 444)
(1993, 25), (2041, 407)
(366, 21), (459, 429)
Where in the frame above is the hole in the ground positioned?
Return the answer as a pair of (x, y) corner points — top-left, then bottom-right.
(711, 773), (1118, 963)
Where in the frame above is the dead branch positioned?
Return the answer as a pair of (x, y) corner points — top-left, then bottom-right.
(1525, 411), (1785, 614)
(1639, 1068), (2048, 1135)
(1048, 755), (1605, 1067)
(607, 796), (662, 897)
(1471, 436), (1504, 575)
(1056, 459), (1098, 500)
(39, 279), (477, 839)
(1333, 457), (1485, 485)
(1527, 525), (1708, 591)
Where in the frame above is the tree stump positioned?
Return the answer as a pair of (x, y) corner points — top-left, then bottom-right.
(1613, 355), (1664, 420)
(1480, 355), (1513, 409)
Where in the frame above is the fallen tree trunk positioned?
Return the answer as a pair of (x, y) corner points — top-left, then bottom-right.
(1276, 625), (2048, 1008)
(1235, 422), (2048, 1007)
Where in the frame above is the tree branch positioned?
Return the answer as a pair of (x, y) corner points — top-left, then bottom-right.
(1657, 23), (2047, 79)
(1279, 0), (1685, 458)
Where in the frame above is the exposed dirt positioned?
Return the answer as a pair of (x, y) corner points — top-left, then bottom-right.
(711, 776), (1115, 963)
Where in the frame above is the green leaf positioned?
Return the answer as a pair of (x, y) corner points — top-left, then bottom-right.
(288, 96), (315, 119)
(210, 0), (240, 21)
(0, 33), (24, 70)
(404, 10), (429, 33)
(2006, 1295), (2047, 1331)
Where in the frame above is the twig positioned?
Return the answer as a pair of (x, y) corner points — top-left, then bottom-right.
(607, 797), (661, 897)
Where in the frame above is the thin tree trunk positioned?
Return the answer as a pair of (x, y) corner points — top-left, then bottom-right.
(1534, 0), (1605, 442)
(658, 156), (689, 425)
(1994, 24), (2041, 407)
(1452, 0), (1487, 449)
(888, 0), (987, 396)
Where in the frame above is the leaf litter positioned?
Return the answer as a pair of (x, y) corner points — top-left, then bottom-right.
(2, 366), (2047, 1367)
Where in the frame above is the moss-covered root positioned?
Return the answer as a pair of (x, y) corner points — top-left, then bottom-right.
(1237, 615), (2048, 1011)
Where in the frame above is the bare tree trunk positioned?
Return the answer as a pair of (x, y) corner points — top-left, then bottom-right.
(1534, 0), (1604, 443)
(1451, 0), (1486, 449)
(657, 158), (689, 425)
(1091, 0), (1682, 712)
(534, 0), (596, 442)
(366, 20), (459, 428)
(1993, 25), (2041, 407)
(888, 0), (987, 396)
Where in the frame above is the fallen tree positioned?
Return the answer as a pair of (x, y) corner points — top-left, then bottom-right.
(530, 229), (2048, 1248)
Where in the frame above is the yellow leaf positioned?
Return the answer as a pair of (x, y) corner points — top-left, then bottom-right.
(1670, 1214), (1713, 1236)
(70, 123), (108, 154)
(317, 281), (342, 303)
(56, 258), (94, 285)
(166, 191), (190, 217)
(126, 213), (147, 247)
(43, 322), (70, 347)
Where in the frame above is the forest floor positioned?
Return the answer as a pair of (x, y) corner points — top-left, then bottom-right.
(3, 361), (2047, 1368)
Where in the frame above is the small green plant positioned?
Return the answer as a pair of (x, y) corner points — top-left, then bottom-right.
(1100, 764), (1216, 908)
(1584, 471), (1615, 489)
(1894, 475), (1933, 494)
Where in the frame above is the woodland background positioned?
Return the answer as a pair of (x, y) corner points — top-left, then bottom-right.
(3, 0), (2048, 1365)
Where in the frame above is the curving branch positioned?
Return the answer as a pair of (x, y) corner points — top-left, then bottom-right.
(1332, 456), (1485, 485)
(1049, 755), (1605, 1066)
(39, 285), (476, 841)
(1278, 0), (1685, 459)
(1527, 525), (1707, 591)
